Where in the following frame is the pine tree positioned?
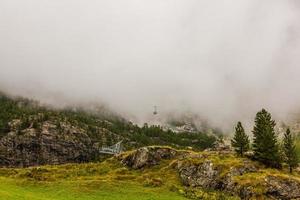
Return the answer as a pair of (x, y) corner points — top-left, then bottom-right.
(283, 128), (298, 173)
(231, 122), (250, 157)
(252, 109), (281, 168)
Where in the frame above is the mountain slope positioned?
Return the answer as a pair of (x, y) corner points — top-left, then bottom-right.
(0, 94), (216, 167)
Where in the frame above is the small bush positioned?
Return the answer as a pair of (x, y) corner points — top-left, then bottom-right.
(19, 167), (51, 181)
(143, 178), (163, 187)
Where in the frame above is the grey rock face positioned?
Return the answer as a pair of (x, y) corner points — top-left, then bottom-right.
(0, 120), (115, 167)
(265, 176), (300, 200)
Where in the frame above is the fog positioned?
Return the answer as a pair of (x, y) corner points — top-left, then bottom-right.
(1, 0), (300, 130)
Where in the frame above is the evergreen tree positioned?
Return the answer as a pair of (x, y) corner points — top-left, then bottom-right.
(252, 109), (281, 168)
(231, 122), (250, 157)
(283, 128), (298, 173)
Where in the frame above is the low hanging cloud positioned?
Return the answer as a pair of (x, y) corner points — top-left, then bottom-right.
(0, 0), (300, 130)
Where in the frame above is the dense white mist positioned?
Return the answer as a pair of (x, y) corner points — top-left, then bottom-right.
(0, 0), (300, 130)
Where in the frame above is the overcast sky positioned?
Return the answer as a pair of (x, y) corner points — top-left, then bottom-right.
(0, 0), (300, 129)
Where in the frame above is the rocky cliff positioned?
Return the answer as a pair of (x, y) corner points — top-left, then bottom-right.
(0, 118), (121, 167)
(0, 94), (216, 167)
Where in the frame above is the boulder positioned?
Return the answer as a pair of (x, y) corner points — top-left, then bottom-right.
(177, 160), (221, 188)
(121, 146), (177, 169)
(221, 162), (258, 199)
(229, 161), (258, 176)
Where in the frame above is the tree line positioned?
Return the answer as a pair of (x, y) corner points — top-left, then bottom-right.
(231, 109), (299, 173)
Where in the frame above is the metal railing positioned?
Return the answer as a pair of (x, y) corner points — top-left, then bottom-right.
(99, 140), (123, 155)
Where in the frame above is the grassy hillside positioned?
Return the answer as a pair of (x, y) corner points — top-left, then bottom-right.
(0, 146), (299, 200)
(0, 149), (237, 200)
(0, 159), (213, 200)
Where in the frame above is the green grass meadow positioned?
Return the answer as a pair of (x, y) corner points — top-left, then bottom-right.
(0, 158), (189, 200)
(0, 178), (187, 200)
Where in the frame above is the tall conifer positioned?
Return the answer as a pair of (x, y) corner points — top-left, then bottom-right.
(231, 122), (250, 157)
(283, 128), (298, 173)
(252, 109), (281, 168)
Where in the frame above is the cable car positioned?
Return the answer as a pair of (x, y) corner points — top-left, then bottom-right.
(153, 106), (158, 115)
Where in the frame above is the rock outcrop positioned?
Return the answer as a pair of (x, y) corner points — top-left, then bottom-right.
(176, 159), (300, 200)
(122, 146), (300, 200)
(177, 159), (300, 199)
